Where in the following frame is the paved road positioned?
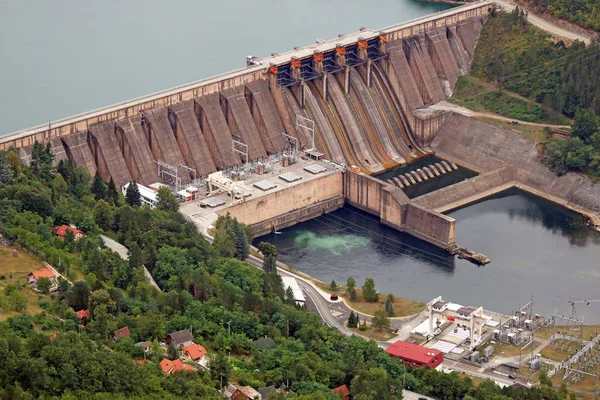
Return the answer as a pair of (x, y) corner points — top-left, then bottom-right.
(496, 0), (592, 44)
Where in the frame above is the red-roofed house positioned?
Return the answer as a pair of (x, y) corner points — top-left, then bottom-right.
(159, 358), (195, 374)
(231, 385), (261, 400)
(28, 267), (57, 289)
(51, 225), (86, 241)
(181, 343), (208, 362)
(385, 340), (443, 369)
(331, 384), (350, 399)
(76, 309), (90, 320)
(113, 326), (130, 341)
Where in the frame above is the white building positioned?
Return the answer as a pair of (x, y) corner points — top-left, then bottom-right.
(281, 276), (306, 306)
(122, 182), (158, 208)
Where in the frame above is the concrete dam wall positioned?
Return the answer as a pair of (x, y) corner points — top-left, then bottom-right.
(1, 2), (492, 188)
(421, 113), (600, 215)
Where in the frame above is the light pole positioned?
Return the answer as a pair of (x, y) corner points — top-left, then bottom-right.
(227, 321), (232, 337)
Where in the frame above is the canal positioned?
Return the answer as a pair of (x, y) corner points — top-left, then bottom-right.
(255, 188), (600, 323)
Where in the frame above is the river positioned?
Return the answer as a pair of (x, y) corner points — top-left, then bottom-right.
(0, 0), (452, 135)
(255, 188), (600, 323)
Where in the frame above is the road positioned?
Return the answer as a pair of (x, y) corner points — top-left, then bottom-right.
(496, 0), (592, 44)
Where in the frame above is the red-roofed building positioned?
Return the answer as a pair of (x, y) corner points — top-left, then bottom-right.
(385, 340), (443, 369)
(231, 385), (261, 400)
(331, 384), (351, 399)
(76, 309), (90, 320)
(113, 326), (130, 341)
(51, 225), (86, 241)
(159, 358), (195, 374)
(28, 267), (57, 289)
(181, 344), (208, 361)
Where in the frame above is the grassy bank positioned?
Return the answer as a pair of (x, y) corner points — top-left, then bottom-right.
(450, 76), (570, 125)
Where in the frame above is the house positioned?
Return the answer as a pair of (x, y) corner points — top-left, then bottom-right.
(385, 340), (443, 370)
(181, 343), (208, 362)
(253, 336), (275, 352)
(51, 225), (86, 241)
(231, 385), (261, 400)
(331, 384), (351, 399)
(166, 329), (194, 349)
(224, 384), (238, 398)
(159, 358), (194, 374)
(28, 267), (57, 289)
(136, 341), (152, 354)
(122, 182), (158, 208)
(113, 326), (130, 341)
(75, 309), (90, 320)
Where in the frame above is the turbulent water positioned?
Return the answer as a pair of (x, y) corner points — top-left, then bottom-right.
(0, 0), (453, 135)
(255, 189), (600, 323)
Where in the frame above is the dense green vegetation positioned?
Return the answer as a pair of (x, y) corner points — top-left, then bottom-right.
(0, 145), (579, 399)
(451, 76), (569, 124)
(457, 8), (600, 176)
(526, 0), (600, 30)
(470, 8), (600, 118)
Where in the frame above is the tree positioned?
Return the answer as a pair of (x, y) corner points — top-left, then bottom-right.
(156, 186), (179, 212)
(572, 108), (599, 143)
(36, 277), (52, 294)
(347, 276), (356, 292)
(0, 151), (13, 184)
(125, 181), (142, 207)
(8, 150), (20, 177)
(67, 281), (91, 311)
(232, 221), (249, 260)
(210, 353), (232, 387)
(285, 286), (295, 306)
(372, 308), (390, 331)
(385, 294), (395, 317)
(213, 226), (235, 258)
(106, 177), (120, 205)
(330, 279), (337, 291)
(257, 241), (278, 272)
(350, 287), (358, 301)
(539, 370), (552, 386)
(351, 368), (398, 400)
(348, 311), (358, 328)
(52, 173), (68, 201)
(91, 171), (107, 200)
(93, 200), (113, 231)
(167, 343), (179, 360)
(362, 278), (378, 302)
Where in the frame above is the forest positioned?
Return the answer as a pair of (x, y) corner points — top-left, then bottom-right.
(0, 145), (578, 399)
(524, 0), (600, 31)
(464, 8), (600, 176)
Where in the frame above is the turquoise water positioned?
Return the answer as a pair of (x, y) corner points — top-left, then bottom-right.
(256, 189), (600, 323)
(0, 0), (453, 135)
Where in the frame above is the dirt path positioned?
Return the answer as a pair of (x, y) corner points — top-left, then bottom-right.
(496, 0), (592, 44)
(421, 101), (570, 128)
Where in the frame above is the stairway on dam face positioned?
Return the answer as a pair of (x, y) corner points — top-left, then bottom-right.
(169, 100), (217, 177)
(142, 107), (187, 172)
(348, 70), (404, 166)
(282, 87), (313, 148)
(116, 117), (159, 185)
(245, 80), (288, 153)
(195, 94), (240, 170)
(88, 121), (132, 188)
(61, 132), (97, 176)
(303, 82), (348, 165)
(220, 87), (267, 161)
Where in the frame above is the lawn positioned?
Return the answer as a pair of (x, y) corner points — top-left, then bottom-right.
(0, 244), (45, 289)
(318, 283), (425, 317)
(536, 325), (600, 341)
(541, 339), (580, 362)
(347, 323), (395, 341)
(551, 370), (599, 399)
(494, 343), (529, 358)
(450, 76), (570, 125)
(0, 243), (50, 321)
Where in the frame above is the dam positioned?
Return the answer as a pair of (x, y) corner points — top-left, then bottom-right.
(2, 2), (600, 259)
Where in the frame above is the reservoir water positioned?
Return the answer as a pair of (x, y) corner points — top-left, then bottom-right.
(0, 0), (452, 135)
(255, 189), (600, 323)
